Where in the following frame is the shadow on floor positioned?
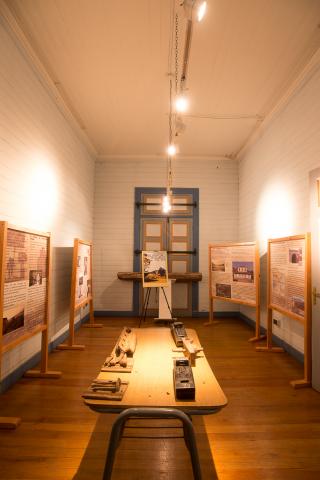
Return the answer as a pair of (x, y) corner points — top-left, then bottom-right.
(74, 413), (218, 479)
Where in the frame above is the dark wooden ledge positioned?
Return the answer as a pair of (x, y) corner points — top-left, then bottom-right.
(117, 272), (202, 282)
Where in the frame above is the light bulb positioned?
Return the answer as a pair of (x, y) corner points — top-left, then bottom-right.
(197, 1), (207, 21)
(175, 95), (189, 113)
(167, 144), (177, 156)
(162, 195), (172, 213)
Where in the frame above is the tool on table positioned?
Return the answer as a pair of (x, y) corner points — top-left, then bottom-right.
(171, 321), (187, 347)
(173, 358), (195, 400)
(102, 327), (137, 372)
(82, 377), (129, 401)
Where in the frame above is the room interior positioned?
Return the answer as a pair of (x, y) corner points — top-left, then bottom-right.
(1, 0), (320, 478)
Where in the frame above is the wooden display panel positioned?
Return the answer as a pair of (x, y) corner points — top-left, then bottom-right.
(0, 222), (61, 429)
(256, 234), (311, 388)
(206, 242), (264, 342)
(57, 239), (102, 351)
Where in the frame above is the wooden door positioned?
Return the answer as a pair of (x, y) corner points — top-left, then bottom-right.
(309, 168), (320, 392)
(169, 218), (193, 315)
(135, 189), (198, 317)
(141, 218), (167, 311)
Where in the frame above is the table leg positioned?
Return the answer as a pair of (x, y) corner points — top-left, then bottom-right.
(103, 413), (127, 480)
(183, 417), (202, 480)
(102, 407), (202, 480)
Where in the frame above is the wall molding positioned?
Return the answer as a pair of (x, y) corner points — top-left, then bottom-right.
(97, 154), (232, 162)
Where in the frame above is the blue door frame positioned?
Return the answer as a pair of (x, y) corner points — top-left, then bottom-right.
(133, 187), (199, 316)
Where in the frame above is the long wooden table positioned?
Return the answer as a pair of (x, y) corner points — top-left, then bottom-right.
(84, 327), (227, 479)
(84, 327), (227, 413)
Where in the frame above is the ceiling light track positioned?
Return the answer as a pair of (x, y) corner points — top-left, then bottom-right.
(185, 113), (264, 120)
(162, 0), (207, 213)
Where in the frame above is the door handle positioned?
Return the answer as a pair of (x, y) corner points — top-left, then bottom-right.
(312, 287), (320, 305)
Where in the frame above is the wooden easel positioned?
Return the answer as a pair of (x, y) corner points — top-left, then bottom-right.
(205, 242), (265, 342)
(139, 282), (174, 327)
(256, 234), (311, 388)
(0, 223), (61, 429)
(57, 239), (102, 351)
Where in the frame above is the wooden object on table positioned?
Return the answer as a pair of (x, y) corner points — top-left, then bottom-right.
(256, 233), (312, 389)
(206, 242), (265, 343)
(57, 238), (102, 352)
(0, 222), (61, 428)
(117, 272), (202, 282)
(182, 337), (203, 366)
(83, 327), (227, 413)
(102, 327), (136, 373)
(82, 378), (129, 401)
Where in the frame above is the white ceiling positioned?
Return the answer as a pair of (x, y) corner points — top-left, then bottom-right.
(5, 0), (320, 159)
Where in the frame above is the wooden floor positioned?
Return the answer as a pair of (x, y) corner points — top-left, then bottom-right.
(0, 317), (320, 479)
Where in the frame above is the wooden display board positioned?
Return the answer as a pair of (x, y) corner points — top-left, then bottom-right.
(207, 242), (264, 342)
(0, 222), (61, 428)
(57, 238), (102, 351)
(256, 234), (311, 388)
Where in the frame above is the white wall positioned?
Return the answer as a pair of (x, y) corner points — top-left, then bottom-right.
(239, 63), (320, 353)
(0, 19), (95, 380)
(93, 157), (239, 314)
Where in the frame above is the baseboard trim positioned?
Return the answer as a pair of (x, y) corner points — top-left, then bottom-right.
(192, 311), (239, 318)
(0, 314), (89, 393)
(94, 310), (240, 319)
(239, 312), (304, 364)
(94, 310), (136, 317)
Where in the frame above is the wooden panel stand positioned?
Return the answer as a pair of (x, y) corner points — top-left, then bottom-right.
(256, 234), (311, 389)
(0, 224), (22, 429)
(255, 309), (285, 353)
(57, 239), (102, 351)
(0, 417), (21, 429)
(24, 235), (62, 378)
(205, 242), (265, 342)
(0, 223), (61, 429)
(82, 297), (102, 328)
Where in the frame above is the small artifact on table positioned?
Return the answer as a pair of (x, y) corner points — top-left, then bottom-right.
(171, 321), (187, 347)
(182, 337), (203, 366)
(102, 327), (137, 372)
(173, 358), (195, 400)
(171, 321), (203, 365)
(82, 377), (129, 401)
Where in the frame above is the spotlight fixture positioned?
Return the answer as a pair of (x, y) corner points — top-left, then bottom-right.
(182, 0), (207, 21)
(175, 115), (187, 136)
(175, 94), (189, 113)
(167, 144), (177, 156)
(197, 1), (207, 22)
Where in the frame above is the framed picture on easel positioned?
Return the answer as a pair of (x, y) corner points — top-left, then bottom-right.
(142, 251), (169, 288)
